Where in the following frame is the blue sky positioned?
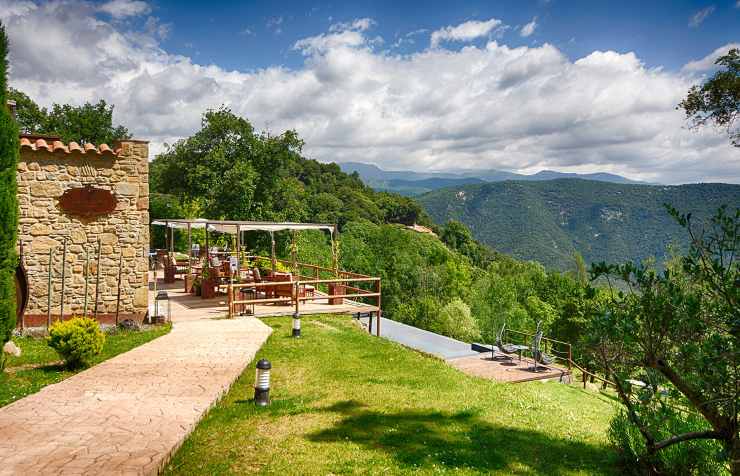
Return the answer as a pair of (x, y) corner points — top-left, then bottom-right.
(153, 0), (739, 72)
(3, 0), (739, 183)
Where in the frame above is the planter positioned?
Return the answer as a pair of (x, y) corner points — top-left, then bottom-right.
(328, 283), (346, 305)
(184, 274), (194, 293)
(201, 278), (217, 299)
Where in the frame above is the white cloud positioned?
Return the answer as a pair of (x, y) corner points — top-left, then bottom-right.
(266, 16), (283, 34)
(689, 6), (715, 28)
(0, 0), (36, 19)
(520, 17), (537, 37)
(430, 18), (503, 48)
(329, 18), (374, 33)
(98, 0), (150, 18)
(682, 42), (740, 72)
(3, 1), (739, 184)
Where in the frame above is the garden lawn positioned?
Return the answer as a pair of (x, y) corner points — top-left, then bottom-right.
(166, 316), (618, 475)
(0, 323), (171, 407)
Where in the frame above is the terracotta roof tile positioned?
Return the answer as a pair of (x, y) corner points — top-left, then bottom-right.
(19, 137), (120, 157)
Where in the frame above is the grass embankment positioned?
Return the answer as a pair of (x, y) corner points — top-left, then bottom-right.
(0, 323), (171, 407)
(167, 316), (617, 475)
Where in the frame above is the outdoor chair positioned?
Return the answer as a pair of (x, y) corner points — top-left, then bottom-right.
(494, 323), (519, 360)
(163, 252), (187, 283)
(252, 268), (266, 299)
(531, 322), (554, 371)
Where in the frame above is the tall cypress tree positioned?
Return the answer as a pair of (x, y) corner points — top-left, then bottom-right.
(0, 22), (19, 344)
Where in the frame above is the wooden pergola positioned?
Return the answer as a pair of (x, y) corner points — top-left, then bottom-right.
(151, 218), (340, 274)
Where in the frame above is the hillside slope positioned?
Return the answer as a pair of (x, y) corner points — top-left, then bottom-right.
(418, 179), (740, 270)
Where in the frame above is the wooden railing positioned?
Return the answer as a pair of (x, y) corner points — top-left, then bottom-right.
(223, 256), (382, 336)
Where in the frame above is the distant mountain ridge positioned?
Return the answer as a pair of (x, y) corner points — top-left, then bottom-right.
(418, 179), (740, 271)
(340, 162), (647, 195)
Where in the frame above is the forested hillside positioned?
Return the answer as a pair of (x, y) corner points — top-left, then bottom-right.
(419, 179), (740, 270)
(340, 161), (645, 195)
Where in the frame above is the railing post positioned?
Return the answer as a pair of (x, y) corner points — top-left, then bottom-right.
(376, 279), (381, 337)
(567, 344), (572, 373)
(227, 283), (233, 319)
(294, 281), (300, 316)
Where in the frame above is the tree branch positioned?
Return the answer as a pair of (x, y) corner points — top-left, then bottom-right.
(654, 430), (723, 450)
(650, 358), (727, 432)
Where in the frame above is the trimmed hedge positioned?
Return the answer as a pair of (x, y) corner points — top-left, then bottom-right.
(0, 23), (19, 345)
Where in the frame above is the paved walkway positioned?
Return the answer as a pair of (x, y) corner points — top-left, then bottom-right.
(0, 287), (272, 475)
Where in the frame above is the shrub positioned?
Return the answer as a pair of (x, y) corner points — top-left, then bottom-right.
(608, 410), (726, 476)
(0, 23), (19, 346)
(47, 317), (105, 368)
(431, 298), (480, 342)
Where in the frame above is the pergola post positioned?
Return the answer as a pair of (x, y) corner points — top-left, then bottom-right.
(205, 222), (210, 267)
(187, 223), (192, 274)
(291, 230), (298, 275)
(270, 231), (276, 273)
(235, 225), (241, 276)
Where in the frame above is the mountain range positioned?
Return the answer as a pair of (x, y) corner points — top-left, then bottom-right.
(340, 162), (646, 196)
(418, 179), (740, 271)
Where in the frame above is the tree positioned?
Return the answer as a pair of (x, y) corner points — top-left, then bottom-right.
(440, 220), (496, 268)
(7, 88), (130, 144)
(679, 48), (740, 147)
(6, 88), (45, 135)
(588, 205), (738, 475)
(0, 22), (19, 345)
(149, 107), (432, 230)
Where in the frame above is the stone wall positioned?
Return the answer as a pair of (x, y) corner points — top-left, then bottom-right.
(16, 139), (149, 326)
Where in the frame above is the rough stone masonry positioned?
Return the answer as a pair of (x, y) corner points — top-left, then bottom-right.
(16, 137), (149, 326)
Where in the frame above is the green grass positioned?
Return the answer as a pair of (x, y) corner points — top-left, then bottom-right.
(166, 316), (618, 475)
(0, 323), (171, 407)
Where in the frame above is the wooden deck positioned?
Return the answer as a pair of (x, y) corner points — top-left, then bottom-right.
(448, 352), (571, 384)
(152, 278), (378, 319)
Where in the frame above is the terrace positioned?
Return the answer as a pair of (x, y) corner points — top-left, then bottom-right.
(151, 219), (382, 333)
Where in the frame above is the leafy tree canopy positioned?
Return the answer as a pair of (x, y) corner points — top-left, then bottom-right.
(149, 107), (431, 228)
(679, 48), (740, 147)
(588, 205), (739, 475)
(8, 88), (130, 145)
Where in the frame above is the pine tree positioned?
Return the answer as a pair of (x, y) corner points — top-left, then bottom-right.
(0, 22), (19, 344)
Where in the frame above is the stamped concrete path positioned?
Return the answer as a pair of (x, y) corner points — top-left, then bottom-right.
(0, 287), (272, 475)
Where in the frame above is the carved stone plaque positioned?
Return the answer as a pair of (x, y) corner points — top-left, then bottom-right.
(58, 185), (117, 217)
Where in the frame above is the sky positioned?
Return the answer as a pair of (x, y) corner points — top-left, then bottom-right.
(1, 0), (739, 183)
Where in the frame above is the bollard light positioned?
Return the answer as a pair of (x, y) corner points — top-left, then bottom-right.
(254, 358), (271, 406)
(292, 312), (301, 338)
(154, 291), (171, 323)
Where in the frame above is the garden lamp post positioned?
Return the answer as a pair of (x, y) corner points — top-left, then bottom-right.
(292, 312), (301, 338)
(254, 358), (271, 406)
(154, 290), (170, 323)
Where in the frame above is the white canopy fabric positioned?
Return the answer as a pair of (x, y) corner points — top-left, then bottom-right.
(151, 219), (335, 234)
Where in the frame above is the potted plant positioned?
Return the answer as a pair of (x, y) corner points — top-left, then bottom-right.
(201, 266), (217, 299)
(192, 276), (202, 296)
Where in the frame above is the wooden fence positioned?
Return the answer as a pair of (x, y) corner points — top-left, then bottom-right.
(224, 256), (382, 336)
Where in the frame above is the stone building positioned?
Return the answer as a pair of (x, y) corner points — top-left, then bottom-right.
(16, 135), (150, 326)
